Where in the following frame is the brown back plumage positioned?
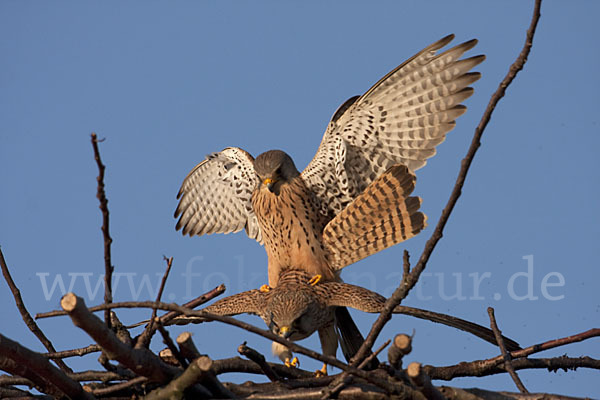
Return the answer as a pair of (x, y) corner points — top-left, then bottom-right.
(323, 164), (427, 270)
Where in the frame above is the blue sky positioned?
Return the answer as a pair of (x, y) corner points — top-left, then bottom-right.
(1, 1), (598, 396)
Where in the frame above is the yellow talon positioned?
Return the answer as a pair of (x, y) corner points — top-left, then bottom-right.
(315, 363), (328, 377)
(308, 274), (322, 286)
(259, 284), (271, 293)
(284, 356), (299, 368)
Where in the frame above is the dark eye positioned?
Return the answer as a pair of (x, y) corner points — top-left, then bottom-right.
(275, 166), (282, 175)
(268, 314), (278, 331)
(292, 312), (307, 328)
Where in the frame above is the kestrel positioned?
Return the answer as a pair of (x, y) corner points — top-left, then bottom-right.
(175, 35), (484, 365)
(169, 269), (520, 373)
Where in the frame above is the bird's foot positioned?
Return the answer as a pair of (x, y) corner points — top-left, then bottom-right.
(259, 284), (272, 293)
(314, 363), (328, 377)
(284, 356), (299, 368)
(308, 274), (322, 286)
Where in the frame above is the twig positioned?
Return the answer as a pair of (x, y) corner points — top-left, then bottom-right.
(227, 381), (393, 400)
(136, 255), (174, 348)
(91, 375), (147, 397)
(321, 339), (391, 399)
(349, 0), (543, 367)
(44, 344), (102, 359)
(402, 250), (410, 278)
(0, 333), (94, 399)
(90, 132), (114, 329)
(424, 328), (600, 380)
(159, 284), (226, 324)
(157, 323), (189, 368)
(488, 307), (529, 393)
(0, 386), (54, 400)
(36, 283), (226, 321)
(427, 356), (600, 383)
(238, 341), (281, 382)
(0, 248), (72, 373)
(0, 369), (135, 387)
(211, 356), (313, 379)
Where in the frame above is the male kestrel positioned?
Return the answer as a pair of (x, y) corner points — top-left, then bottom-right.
(175, 35), (484, 365)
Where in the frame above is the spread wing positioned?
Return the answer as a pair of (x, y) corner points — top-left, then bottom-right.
(175, 147), (262, 243)
(301, 34), (485, 215)
(320, 282), (521, 351)
(163, 289), (265, 326)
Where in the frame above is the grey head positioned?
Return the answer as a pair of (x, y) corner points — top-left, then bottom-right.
(262, 288), (322, 341)
(254, 150), (300, 194)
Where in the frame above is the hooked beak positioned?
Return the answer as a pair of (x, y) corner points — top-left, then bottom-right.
(263, 178), (275, 193)
(279, 325), (292, 339)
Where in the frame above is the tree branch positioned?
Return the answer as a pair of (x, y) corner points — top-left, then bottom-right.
(52, 297), (415, 395)
(44, 344), (102, 359)
(136, 255), (174, 348)
(60, 293), (180, 383)
(238, 341), (282, 382)
(424, 328), (600, 380)
(488, 307), (529, 393)
(90, 132), (114, 329)
(0, 247), (72, 373)
(349, 0), (543, 367)
(0, 333), (93, 399)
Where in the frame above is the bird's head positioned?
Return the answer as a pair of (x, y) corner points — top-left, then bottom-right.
(265, 290), (317, 341)
(254, 150), (300, 195)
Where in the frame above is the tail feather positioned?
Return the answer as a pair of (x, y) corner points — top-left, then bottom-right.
(334, 307), (379, 370)
(324, 164), (426, 270)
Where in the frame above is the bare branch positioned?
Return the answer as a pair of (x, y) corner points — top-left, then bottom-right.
(424, 328), (600, 380)
(44, 344), (102, 360)
(144, 357), (216, 400)
(238, 341), (282, 382)
(157, 323), (189, 368)
(176, 331), (203, 363)
(0, 248), (73, 373)
(50, 297), (414, 394)
(407, 362), (446, 400)
(488, 307), (529, 393)
(90, 376), (147, 397)
(136, 256), (174, 348)
(60, 293), (180, 383)
(211, 356), (313, 379)
(387, 333), (413, 369)
(349, 0), (543, 366)
(0, 369), (135, 387)
(0, 333), (93, 399)
(90, 132), (114, 328)
(321, 339), (392, 399)
(435, 356), (600, 383)
(36, 283), (226, 322)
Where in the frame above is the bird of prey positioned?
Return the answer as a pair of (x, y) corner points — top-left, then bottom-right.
(174, 34), (484, 368)
(169, 269), (520, 373)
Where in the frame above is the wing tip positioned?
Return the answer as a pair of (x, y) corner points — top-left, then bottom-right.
(436, 34), (456, 49)
(460, 38), (479, 51)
